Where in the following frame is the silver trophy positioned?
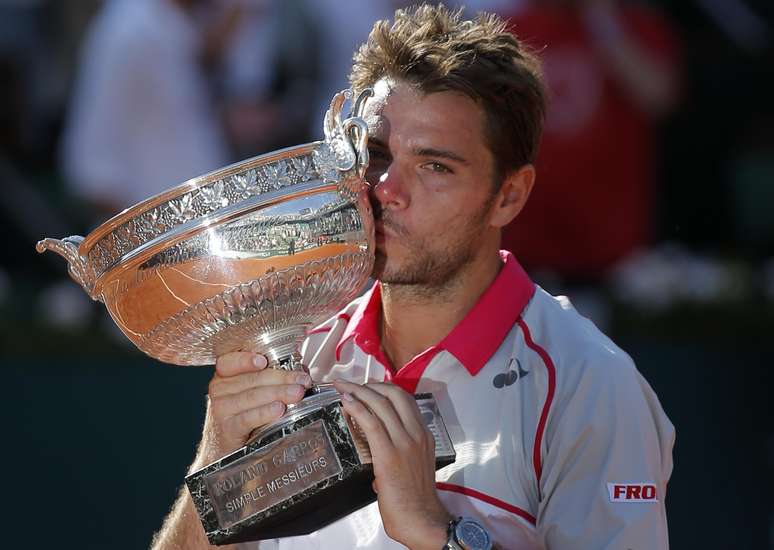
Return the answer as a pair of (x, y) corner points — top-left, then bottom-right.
(37, 90), (455, 545)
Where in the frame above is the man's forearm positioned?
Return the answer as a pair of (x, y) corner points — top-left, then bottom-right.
(151, 352), (298, 550)
(150, 425), (221, 550)
(150, 485), (224, 550)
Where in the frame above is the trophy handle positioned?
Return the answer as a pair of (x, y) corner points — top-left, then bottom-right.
(36, 236), (98, 300)
(351, 88), (374, 119)
(347, 88), (373, 179)
(323, 89), (374, 178)
(344, 117), (369, 179)
(323, 90), (350, 148)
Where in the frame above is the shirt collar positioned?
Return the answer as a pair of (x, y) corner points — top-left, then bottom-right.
(337, 281), (386, 363)
(337, 250), (535, 375)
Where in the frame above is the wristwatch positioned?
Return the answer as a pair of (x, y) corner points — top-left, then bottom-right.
(444, 517), (493, 550)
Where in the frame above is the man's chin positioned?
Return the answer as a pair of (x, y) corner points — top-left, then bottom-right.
(371, 250), (433, 286)
(371, 262), (421, 286)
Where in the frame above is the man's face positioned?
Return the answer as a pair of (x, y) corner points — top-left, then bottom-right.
(362, 79), (500, 288)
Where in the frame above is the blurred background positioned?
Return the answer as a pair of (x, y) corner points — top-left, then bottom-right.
(1, 0), (772, 548)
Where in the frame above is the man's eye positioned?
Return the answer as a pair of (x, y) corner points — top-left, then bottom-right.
(421, 161), (451, 174)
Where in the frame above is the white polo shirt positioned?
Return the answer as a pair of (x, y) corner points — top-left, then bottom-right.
(244, 251), (674, 549)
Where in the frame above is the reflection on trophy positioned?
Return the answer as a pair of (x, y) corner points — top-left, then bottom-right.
(37, 90), (455, 545)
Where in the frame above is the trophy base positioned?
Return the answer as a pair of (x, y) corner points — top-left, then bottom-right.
(186, 387), (455, 545)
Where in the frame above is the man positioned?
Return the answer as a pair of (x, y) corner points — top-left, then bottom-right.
(152, 5), (674, 549)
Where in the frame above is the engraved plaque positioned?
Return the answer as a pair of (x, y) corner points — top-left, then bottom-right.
(186, 391), (455, 544)
(203, 420), (343, 529)
(416, 393), (456, 459)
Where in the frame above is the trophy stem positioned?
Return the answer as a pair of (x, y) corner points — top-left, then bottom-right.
(250, 325), (308, 372)
(273, 352), (304, 372)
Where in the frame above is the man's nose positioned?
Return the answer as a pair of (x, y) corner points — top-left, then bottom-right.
(370, 165), (409, 210)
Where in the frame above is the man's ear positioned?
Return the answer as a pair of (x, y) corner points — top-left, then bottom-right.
(489, 164), (536, 228)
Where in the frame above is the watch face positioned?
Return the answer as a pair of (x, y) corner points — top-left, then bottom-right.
(456, 519), (491, 550)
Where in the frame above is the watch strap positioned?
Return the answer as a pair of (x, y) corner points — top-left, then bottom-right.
(443, 517), (464, 550)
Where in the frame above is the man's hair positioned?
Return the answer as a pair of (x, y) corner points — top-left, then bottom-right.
(350, 4), (546, 184)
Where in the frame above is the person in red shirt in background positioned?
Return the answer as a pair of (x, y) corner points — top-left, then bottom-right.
(503, 0), (681, 280)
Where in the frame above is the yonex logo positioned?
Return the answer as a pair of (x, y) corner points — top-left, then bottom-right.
(493, 358), (529, 388)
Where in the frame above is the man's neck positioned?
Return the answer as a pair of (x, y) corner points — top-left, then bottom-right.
(379, 251), (503, 370)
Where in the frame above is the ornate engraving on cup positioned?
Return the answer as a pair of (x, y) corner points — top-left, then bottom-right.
(85, 150), (330, 282)
(36, 89), (375, 366)
(138, 252), (372, 366)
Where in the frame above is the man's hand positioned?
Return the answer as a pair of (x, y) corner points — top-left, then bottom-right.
(193, 352), (312, 470)
(333, 380), (451, 550)
(152, 352), (312, 550)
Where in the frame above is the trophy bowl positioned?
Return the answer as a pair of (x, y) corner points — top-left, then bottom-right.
(37, 89), (455, 545)
(37, 90), (374, 369)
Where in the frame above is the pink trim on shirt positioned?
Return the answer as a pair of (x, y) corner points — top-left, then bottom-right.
(336, 251), (535, 391)
(517, 318), (557, 488)
(441, 251), (535, 376)
(307, 313), (351, 336)
(391, 346), (444, 393)
(436, 482), (537, 525)
(335, 283), (382, 361)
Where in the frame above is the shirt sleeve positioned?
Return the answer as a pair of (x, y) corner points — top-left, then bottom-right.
(536, 349), (675, 549)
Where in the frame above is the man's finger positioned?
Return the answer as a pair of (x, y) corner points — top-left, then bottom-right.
(228, 401), (286, 438)
(338, 391), (393, 454)
(336, 381), (404, 428)
(211, 368), (311, 397)
(336, 380), (411, 447)
(215, 351), (267, 377)
(213, 383), (307, 417)
(357, 382), (426, 442)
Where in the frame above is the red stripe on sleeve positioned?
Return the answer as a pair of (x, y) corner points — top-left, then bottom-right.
(436, 482), (536, 525)
(516, 318), (557, 488)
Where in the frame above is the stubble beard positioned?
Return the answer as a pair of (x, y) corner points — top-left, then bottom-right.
(372, 203), (492, 300)
(374, 242), (475, 295)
